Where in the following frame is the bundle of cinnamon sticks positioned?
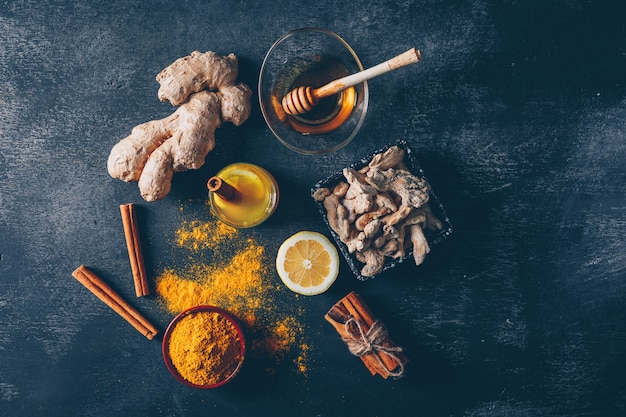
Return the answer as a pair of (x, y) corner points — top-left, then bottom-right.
(325, 292), (408, 379)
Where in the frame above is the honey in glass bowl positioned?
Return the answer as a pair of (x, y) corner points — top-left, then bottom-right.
(208, 163), (279, 228)
(271, 54), (357, 135)
(259, 28), (369, 155)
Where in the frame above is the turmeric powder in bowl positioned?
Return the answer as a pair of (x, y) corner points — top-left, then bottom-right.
(162, 305), (245, 389)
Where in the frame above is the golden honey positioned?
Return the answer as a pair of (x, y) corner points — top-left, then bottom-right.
(209, 163), (278, 228)
(272, 55), (357, 134)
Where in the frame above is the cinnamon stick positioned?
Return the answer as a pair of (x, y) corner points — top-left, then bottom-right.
(344, 292), (401, 373)
(207, 176), (240, 201)
(120, 203), (149, 297)
(325, 291), (408, 378)
(72, 265), (158, 340)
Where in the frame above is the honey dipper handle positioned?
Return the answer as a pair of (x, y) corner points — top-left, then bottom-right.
(314, 48), (421, 99)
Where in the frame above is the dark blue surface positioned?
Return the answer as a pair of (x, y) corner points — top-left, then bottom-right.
(1, 1), (625, 416)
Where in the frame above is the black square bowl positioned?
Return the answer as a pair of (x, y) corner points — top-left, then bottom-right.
(311, 140), (453, 280)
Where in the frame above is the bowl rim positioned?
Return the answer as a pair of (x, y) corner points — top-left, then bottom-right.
(162, 305), (246, 389)
(258, 27), (369, 155)
(310, 140), (454, 280)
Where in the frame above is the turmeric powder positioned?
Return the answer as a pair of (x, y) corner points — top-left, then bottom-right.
(175, 219), (237, 251)
(156, 213), (310, 374)
(167, 310), (243, 386)
(157, 244), (266, 317)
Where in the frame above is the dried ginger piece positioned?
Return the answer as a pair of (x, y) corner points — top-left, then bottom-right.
(107, 51), (252, 202)
(314, 146), (443, 277)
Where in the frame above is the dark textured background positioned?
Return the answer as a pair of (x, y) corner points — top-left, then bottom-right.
(1, 1), (626, 416)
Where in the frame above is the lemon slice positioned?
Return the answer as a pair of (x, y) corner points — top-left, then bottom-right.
(276, 231), (339, 296)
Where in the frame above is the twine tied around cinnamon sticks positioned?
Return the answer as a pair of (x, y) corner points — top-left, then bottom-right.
(325, 291), (408, 379)
(343, 316), (406, 378)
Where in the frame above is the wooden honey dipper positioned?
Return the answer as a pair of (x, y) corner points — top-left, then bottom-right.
(281, 48), (421, 116)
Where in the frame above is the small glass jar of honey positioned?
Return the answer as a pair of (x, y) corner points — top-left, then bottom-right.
(207, 163), (279, 228)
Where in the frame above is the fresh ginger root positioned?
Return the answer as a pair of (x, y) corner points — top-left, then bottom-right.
(156, 51), (239, 106)
(107, 51), (252, 202)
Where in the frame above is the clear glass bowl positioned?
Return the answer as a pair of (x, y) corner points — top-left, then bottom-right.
(259, 28), (369, 155)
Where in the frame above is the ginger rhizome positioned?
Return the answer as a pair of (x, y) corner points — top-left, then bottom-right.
(107, 51), (252, 202)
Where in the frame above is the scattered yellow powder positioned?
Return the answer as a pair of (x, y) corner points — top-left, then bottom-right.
(156, 214), (310, 375)
(156, 244), (266, 319)
(255, 315), (298, 356)
(175, 219), (237, 251)
(296, 343), (310, 376)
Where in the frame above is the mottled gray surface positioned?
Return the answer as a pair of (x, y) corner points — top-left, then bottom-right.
(1, 0), (626, 416)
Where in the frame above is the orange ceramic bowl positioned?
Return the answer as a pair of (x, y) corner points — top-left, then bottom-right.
(162, 305), (245, 389)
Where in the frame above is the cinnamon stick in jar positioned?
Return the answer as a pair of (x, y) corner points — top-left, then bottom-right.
(207, 176), (239, 201)
(120, 203), (149, 297)
(72, 265), (158, 340)
(325, 291), (408, 379)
